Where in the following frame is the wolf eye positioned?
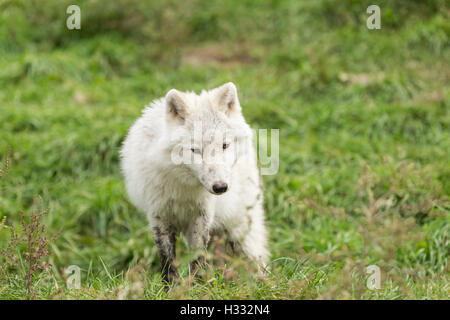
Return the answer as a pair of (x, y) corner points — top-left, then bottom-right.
(191, 148), (201, 154)
(223, 143), (230, 150)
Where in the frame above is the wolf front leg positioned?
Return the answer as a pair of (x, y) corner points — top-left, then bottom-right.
(185, 212), (212, 276)
(151, 222), (179, 285)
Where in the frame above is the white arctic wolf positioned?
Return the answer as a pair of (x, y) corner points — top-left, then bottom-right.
(120, 82), (268, 283)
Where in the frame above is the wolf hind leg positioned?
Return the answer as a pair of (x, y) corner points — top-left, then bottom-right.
(229, 213), (269, 274)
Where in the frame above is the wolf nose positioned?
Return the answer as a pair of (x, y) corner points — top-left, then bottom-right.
(212, 182), (228, 194)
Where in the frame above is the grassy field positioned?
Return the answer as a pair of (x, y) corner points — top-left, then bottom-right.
(0, 0), (449, 299)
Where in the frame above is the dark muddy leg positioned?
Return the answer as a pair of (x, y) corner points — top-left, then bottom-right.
(152, 224), (178, 287)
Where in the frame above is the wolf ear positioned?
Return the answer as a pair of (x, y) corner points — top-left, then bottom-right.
(213, 82), (241, 116)
(166, 89), (189, 122)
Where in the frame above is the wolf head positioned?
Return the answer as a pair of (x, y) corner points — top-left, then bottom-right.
(164, 82), (252, 195)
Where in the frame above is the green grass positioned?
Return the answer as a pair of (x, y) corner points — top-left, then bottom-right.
(0, 0), (449, 299)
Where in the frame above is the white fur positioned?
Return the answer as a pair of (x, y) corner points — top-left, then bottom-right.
(120, 82), (269, 272)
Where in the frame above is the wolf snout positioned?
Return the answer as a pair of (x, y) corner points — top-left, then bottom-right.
(212, 182), (228, 194)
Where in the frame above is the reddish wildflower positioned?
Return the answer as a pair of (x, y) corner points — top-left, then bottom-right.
(0, 207), (60, 299)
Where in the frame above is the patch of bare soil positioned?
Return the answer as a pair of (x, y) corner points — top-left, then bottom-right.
(181, 43), (257, 67)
